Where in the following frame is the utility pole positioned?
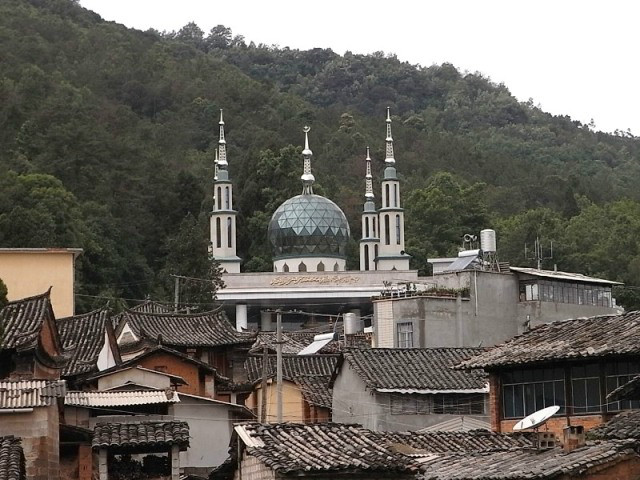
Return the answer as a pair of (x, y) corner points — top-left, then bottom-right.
(260, 345), (268, 423)
(276, 309), (283, 423)
(172, 275), (180, 313)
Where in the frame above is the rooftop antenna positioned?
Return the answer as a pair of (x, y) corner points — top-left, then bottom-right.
(525, 236), (553, 270)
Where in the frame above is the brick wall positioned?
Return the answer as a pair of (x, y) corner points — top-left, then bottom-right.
(565, 456), (640, 479)
(234, 453), (275, 480)
(489, 373), (501, 432)
(0, 405), (60, 480)
(500, 415), (605, 439)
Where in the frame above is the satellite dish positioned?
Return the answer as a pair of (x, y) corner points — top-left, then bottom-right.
(512, 405), (560, 431)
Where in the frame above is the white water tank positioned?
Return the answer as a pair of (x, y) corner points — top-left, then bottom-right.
(480, 229), (497, 253)
(344, 312), (363, 335)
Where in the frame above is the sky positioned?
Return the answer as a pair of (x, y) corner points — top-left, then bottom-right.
(79, 0), (638, 135)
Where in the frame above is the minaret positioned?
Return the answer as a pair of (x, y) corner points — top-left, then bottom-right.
(360, 147), (379, 271)
(301, 126), (315, 195)
(209, 109), (241, 273)
(376, 107), (410, 270)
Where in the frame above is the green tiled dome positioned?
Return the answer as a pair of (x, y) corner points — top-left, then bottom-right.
(268, 194), (350, 259)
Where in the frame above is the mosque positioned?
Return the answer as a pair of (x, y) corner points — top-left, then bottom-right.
(208, 108), (417, 331)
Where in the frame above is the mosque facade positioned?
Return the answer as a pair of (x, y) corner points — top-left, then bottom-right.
(208, 109), (416, 331)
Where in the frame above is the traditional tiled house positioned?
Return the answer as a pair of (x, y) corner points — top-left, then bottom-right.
(216, 421), (640, 480)
(81, 345), (229, 400)
(457, 311), (640, 437)
(0, 435), (25, 480)
(244, 354), (339, 423)
(331, 348), (488, 431)
(57, 308), (121, 386)
(214, 423), (536, 480)
(0, 290), (65, 380)
(92, 421), (189, 480)
(114, 309), (255, 381)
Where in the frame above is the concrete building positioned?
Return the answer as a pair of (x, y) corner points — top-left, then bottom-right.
(0, 248), (82, 318)
(373, 266), (621, 349)
(331, 348), (488, 431)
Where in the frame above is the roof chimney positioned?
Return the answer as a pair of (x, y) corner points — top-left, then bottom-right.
(563, 425), (585, 452)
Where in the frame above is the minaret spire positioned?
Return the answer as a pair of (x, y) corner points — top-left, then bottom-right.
(365, 146), (374, 201)
(301, 126), (315, 195)
(218, 109), (228, 169)
(384, 106), (395, 166)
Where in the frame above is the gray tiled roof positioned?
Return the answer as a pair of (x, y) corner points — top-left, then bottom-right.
(117, 309), (254, 347)
(0, 380), (66, 409)
(245, 355), (339, 408)
(342, 348), (487, 391)
(57, 309), (112, 376)
(0, 291), (54, 351)
(457, 312), (640, 370)
(607, 374), (640, 402)
(418, 440), (638, 480)
(237, 423), (416, 475)
(92, 421), (189, 449)
(0, 436), (24, 480)
(250, 331), (371, 355)
(588, 410), (640, 440)
(234, 423), (537, 476)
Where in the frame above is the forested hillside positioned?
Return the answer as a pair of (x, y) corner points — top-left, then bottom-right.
(2, 0), (640, 310)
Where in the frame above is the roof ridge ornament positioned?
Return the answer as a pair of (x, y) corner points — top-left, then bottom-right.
(301, 126), (315, 195)
(365, 146), (374, 201)
(218, 109), (228, 169)
(384, 106), (395, 166)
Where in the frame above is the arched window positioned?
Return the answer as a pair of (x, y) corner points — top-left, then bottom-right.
(365, 217), (370, 238)
(283, 263), (289, 272)
(317, 261), (325, 272)
(225, 187), (230, 210)
(385, 184), (390, 208)
(217, 186), (222, 210)
(333, 262), (339, 271)
(375, 244), (379, 266)
(364, 245), (370, 271)
(274, 265), (278, 272)
(298, 261), (307, 272)
(216, 218), (221, 248)
(384, 215), (390, 245)
(373, 217), (377, 237)
(396, 215), (401, 245)
(393, 184), (398, 207)
(227, 217), (233, 247)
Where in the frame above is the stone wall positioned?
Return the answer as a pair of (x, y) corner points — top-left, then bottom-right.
(234, 453), (275, 480)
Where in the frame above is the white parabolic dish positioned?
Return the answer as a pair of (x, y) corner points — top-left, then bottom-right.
(512, 405), (561, 431)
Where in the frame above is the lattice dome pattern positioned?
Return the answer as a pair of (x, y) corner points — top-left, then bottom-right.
(268, 194), (350, 258)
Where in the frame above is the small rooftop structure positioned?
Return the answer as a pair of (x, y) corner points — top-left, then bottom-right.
(65, 389), (179, 408)
(92, 421), (189, 452)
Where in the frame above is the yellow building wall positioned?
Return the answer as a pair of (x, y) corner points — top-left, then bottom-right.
(0, 249), (79, 317)
(249, 380), (305, 423)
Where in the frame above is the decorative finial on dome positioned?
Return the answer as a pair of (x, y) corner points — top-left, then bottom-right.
(384, 106), (395, 166)
(365, 146), (374, 201)
(301, 126), (315, 195)
(214, 148), (219, 181)
(218, 109), (228, 169)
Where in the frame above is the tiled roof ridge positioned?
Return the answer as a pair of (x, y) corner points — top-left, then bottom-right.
(57, 307), (110, 322)
(0, 435), (24, 480)
(2, 288), (51, 307)
(92, 420), (190, 449)
(122, 307), (225, 319)
(456, 311), (640, 370)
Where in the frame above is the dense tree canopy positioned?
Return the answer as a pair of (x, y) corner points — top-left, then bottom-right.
(2, 0), (640, 310)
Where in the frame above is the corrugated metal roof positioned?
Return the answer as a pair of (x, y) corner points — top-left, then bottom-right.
(0, 380), (66, 409)
(65, 390), (179, 407)
(509, 266), (622, 285)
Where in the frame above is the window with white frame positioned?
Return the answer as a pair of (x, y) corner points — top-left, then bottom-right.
(396, 322), (414, 348)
